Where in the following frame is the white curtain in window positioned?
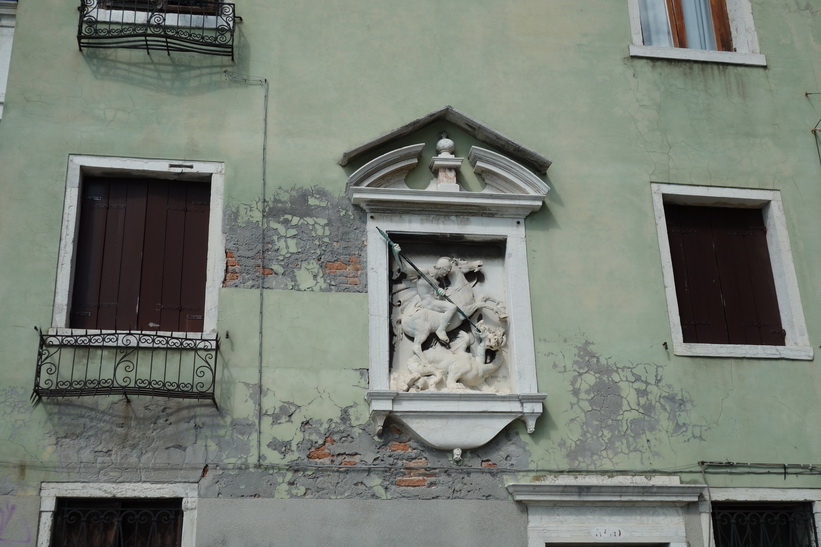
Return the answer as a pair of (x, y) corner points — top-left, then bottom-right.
(681, 0), (716, 50)
(639, 0), (673, 47)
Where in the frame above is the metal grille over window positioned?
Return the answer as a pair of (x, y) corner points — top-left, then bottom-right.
(77, 0), (236, 59)
(712, 503), (818, 547)
(33, 330), (218, 406)
(51, 498), (183, 547)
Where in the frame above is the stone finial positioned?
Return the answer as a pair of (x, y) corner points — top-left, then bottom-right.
(436, 132), (456, 156)
(429, 132), (464, 192)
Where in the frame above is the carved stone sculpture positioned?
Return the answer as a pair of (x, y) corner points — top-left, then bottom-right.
(388, 247), (508, 393)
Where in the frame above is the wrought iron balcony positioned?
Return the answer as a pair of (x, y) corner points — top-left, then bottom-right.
(77, 0), (236, 59)
(33, 329), (218, 406)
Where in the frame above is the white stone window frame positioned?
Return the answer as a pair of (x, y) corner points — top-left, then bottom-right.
(651, 183), (812, 360)
(349, 143), (549, 452)
(52, 155), (225, 342)
(702, 488), (821, 547)
(627, 0), (766, 66)
(508, 475), (704, 547)
(87, 0), (227, 30)
(37, 482), (198, 547)
(0, 0), (16, 120)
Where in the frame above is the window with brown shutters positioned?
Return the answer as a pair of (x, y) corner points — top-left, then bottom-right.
(664, 203), (785, 346)
(69, 177), (210, 333)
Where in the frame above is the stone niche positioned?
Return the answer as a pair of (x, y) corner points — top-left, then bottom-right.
(342, 106), (550, 453)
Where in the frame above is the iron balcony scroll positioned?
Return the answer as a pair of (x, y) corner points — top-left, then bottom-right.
(33, 329), (218, 407)
(77, 0), (236, 59)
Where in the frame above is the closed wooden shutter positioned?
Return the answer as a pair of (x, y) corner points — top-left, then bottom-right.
(665, 204), (784, 346)
(69, 177), (210, 332)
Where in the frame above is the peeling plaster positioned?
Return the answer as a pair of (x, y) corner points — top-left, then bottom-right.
(224, 186), (366, 292)
(553, 340), (712, 468)
(202, 399), (532, 501)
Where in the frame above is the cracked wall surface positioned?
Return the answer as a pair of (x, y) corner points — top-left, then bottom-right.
(552, 340), (713, 469)
(224, 186), (367, 292)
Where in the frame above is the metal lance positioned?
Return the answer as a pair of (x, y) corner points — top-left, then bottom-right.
(376, 227), (480, 335)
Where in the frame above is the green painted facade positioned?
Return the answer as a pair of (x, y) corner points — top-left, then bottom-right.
(1, 0), (821, 544)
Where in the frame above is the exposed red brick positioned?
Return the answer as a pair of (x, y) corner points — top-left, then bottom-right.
(225, 251), (235, 258)
(307, 448), (332, 460)
(349, 257), (360, 263)
(307, 437), (336, 460)
(226, 258), (239, 267)
(325, 261), (347, 271)
(406, 457), (428, 467)
(224, 273), (239, 281)
(345, 278), (360, 286)
(396, 477), (427, 487)
(389, 442), (410, 452)
(481, 460), (497, 468)
(340, 459), (358, 466)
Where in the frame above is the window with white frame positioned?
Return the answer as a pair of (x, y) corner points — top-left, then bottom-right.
(0, 0), (16, 119)
(627, 0), (766, 66)
(651, 183), (812, 360)
(53, 156), (224, 336)
(39, 483), (198, 547)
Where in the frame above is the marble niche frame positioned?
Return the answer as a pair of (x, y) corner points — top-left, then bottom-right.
(347, 141), (550, 452)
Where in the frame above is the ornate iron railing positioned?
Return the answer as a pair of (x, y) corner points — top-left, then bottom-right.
(51, 498), (182, 547)
(33, 329), (218, 407)
(712, 503), (818, 547)
(77, 0), (235, 59)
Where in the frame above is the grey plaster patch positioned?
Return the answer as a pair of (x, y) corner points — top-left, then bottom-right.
(554, 340), (710, 468)
(206, 403), (530, 500)
(224, 186), (366, 292)
(0, 387), (41, 494)
(44, 398), (222, 483)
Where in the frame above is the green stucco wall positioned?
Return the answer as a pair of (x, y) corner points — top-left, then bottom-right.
(1, 0), (821, 544)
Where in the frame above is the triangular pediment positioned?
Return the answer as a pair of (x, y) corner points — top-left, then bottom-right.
(343, 108), (550, 218)
(339, 106), (551, 176)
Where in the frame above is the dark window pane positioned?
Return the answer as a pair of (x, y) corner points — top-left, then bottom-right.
(712, 502), (818, 547)
(51, 498), (183, 547)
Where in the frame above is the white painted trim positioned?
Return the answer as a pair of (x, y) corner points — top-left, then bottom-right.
(627, 0), (766, 67)
(628, 44), (766, 66)
(508, 476), (701, 547)
(651, 183), (813, 360)
(38, 482), (198, 547)
(707, 487), (821, 502)
(53, 155), (225, 336)
(0, 9), (14, 121)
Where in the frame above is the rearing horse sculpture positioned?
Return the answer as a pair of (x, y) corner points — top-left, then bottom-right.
(391, 257), (507, 364)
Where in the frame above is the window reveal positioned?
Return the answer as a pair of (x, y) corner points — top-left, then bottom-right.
(664, 203), (784, 346)
(639, 0), (733, 51)
(69, 177), (210, 333)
